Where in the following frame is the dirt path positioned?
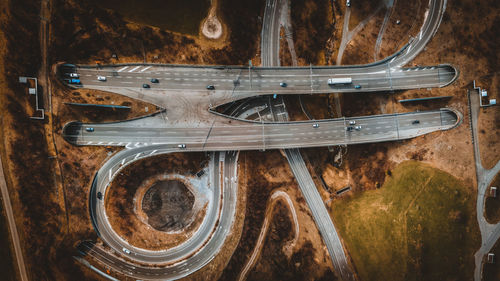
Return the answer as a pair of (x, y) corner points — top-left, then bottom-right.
(374, 0), (396, 61)
(336, 3), (384, 65)
(237, 190), (299, 281)
(0, 155), (28, 281)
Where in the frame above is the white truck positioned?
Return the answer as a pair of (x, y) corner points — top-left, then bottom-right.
(328, 77), (352, 85)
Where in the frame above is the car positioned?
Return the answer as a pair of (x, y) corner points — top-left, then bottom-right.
(97, 192), (103, 200)
(280, 82), (287, 87)
(346, 0), (351, 7)
(206, 85), (215, 90)
(142, 83), (150, 88)
(312, 123), (319, 128)
(355, 125), (362, 130)
(346, 126), (354, 131)
(70, 79), (81, 84)
(273, 94), (277, 99)
(178, 144), (186, 149)
(151, 78), (159, 83)
(354, 85), (362, 89)
(412, 120), (420, 124)
(97, 76), (106, 81)
(349, 120), (356, 125)
(85, 127), (94, 132)
(69, 73), (79, 78)
(122, 248), (131, 254)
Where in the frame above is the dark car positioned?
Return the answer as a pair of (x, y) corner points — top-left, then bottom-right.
(151, 78), (159, 83)
(346, 126), (354, 131)
(206, 85), (215, 90)
(142, 83), (150, 88)
(280, 82), (287, 87)
(354, 85), (362, 89)
(85, 127), (94, 132)
(97, 192), (103, 200)
(412, 120), (420, 125)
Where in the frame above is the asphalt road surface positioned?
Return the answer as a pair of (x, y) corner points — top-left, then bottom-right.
(64, 109), (460, 151)
(67, 0), (459, 279)
(261, 0), (354, 279)
(87, 148), (239, 279)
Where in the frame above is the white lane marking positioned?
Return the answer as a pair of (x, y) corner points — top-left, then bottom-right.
(117, 66), (129, 72)
(140, 66), (152, 72)
(128, 66), (141, 72)
(109, 169), (112, 181)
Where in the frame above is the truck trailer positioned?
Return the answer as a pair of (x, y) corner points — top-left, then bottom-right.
(327, 77), (352, 85)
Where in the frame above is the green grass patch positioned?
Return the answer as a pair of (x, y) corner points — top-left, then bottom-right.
(0, 195), (16, 281)
(331, 161), (479, 281)
(89, 0), (210, 35)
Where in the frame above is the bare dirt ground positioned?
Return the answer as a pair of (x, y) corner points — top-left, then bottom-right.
(377, 0), (426, 60)
(218, 151), (335, 281)
(140, 179), (196, 232)
(342, 7), (386, 65)
(474, 73), (500, 169)
(105, 153), (208, 250)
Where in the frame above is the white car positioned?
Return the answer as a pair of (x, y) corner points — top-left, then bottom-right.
(178, 144), (186, 149)
(349, 120), (356, 125)
(355, 125), (362, 130)
(122, 248), (131, 254)
(69, 73), (79, 78)
(312, 123), (319, 128)
(97, 76), (107, 81)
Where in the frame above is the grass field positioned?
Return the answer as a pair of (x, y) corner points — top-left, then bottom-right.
(331, 161), (479, 281)
(0, 195), (16, 281)
(485, 172), (500, 223)
(89, 0), (210, 35)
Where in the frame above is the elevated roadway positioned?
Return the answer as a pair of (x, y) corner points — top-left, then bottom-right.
(261, 0), (354, 279)
(64, 109), (460, 151)
(87, 149), (239, 279)
(67, 0), (461, 279)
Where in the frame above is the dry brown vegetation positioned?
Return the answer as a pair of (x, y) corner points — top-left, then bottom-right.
(50, 0), (265, 66)
(485, 172), (500, 224)
(105, 153), (208, 250)
(247, 201), (337, 281)
(291, 0), (335, 65)
(0, 0), (102, 279)
(475, 73), (500, 169)
(218, 151), (335, 281)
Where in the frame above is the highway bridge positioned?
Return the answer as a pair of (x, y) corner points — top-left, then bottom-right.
(63, 109), (460, 151)
(64, 0), (463, 280)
